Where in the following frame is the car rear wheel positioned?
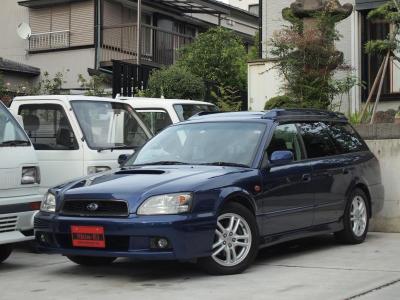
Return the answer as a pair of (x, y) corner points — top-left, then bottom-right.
(335, 188), (369, 244)
(0, 245), (13, 264)
(199, 202), (259, 275)
(66, 255), (117, 266)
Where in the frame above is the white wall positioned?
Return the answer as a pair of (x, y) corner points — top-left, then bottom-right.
(24, 49), (96, 90)
(229, 0), (258, 11)
(248, 60), (284, 111)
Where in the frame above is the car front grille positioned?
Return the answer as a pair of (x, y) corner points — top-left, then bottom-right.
(0, 216), (18, 233)
(60, 200), (129, 218)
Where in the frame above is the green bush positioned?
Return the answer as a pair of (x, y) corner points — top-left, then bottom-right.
(264, 95), (301, 110)
(147, 65), (205, 100)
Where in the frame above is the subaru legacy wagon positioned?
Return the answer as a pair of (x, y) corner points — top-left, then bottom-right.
(35, 109), (384, 275)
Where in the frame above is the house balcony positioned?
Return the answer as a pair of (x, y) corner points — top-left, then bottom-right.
(99, 24), (194, 68)
(29, 30), (71, 51)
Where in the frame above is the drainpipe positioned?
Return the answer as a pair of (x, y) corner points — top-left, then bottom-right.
(258, 0), (262, 59)
(136, 0), (142, 66)
(95, 0), (101, 69)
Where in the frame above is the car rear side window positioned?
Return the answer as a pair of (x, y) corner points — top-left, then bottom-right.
(19, 104), (78, 151)
(326, 122), (368, 154)
(299, 122), (338, 159)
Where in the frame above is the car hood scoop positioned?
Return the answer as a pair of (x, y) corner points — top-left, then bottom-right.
(114, 169), (165, 175)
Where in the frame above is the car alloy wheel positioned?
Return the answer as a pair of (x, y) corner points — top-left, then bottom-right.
(335, 188), (370, 244)
(350, 195), (368, 237)
(212, 213), (252, 267)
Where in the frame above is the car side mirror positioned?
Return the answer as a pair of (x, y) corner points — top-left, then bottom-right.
(118, 154), (129, 166)
(270, 151), (294, 165)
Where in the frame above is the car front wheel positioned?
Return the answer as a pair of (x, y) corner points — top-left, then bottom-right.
(199, 202), (259, 275)
(335, 188), (370, 244)
(0, 245), (13, 264)
(66, 255), (117, 266)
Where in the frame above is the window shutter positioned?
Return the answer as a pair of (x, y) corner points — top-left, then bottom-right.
(70, 0), (95, 46)
(51, 4), (70, 32)
(30, 7), (51, 34)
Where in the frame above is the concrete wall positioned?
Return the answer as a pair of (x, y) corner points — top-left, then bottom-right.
(355, 124), (400, 232)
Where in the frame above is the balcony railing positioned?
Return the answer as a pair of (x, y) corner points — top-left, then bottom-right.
(29, 30), (71, 51)
(100, 24), (194, 66)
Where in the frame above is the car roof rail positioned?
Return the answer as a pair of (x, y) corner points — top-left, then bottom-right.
(262, 108), (347, 121)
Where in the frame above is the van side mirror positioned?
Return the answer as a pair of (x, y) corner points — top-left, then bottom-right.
(118, 154), (129, 166)
(270, 151), (294, 165)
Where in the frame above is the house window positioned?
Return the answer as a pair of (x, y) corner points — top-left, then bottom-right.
(29, 0), (95, 52)
(249, 4), (259, 16)
(361, 11), (400, 101)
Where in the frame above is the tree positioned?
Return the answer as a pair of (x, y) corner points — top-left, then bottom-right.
(178, 27), (248, 92)
(147, 65), (205, 100)
(361, 0), (400, 123)
(269, 1), (357, 110)
(78, 74), (110, 96)
(29, 71), (66, 95)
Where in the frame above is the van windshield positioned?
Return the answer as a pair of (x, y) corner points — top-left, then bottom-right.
(0, 103), (30, 147)
(71, 101), (150, 151)
(174, 104), (218, 121)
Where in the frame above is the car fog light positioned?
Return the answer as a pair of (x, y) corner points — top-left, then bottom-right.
(157, 238), (169, 249)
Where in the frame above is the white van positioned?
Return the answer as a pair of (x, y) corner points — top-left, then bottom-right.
(10, 96), (152, 194)
(118, 97), (218, 134)
(0, 102), (42, 263)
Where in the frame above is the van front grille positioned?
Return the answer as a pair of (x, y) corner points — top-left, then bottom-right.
(0, 216), (18, 233)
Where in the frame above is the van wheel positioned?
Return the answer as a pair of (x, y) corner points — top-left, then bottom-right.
(335, 188), (370, 244)
(66, 256), (117, 266)
(0, 245), (13, 264)
(199, 202), (259, 275)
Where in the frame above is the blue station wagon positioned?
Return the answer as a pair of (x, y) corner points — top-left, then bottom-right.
(35, 109), (384, 275)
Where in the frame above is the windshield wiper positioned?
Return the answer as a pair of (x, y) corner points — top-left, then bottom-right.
(0, 140), (30, 147)
(200, 162), (250, 168)
(97, 145), (141, 153)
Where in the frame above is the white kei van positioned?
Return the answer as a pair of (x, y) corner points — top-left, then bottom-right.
(10, 96), (152, 194)
(0, 102), (42, 263)
(118, 97), (218, 134)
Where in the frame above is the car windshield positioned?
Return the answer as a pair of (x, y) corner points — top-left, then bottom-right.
(127, 122), (266, 167)
(174, 104), (219, 121)
(0, 103), (30, 147)
(71, 100), (150, 150)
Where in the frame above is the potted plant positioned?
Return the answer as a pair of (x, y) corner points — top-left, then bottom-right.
(395, 111), (400, 125)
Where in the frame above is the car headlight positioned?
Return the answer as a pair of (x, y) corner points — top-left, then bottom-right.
(41, 192), (56, 213)
(87, 166), (111, 175)
(137, 193), (192, 215)
(21, 166), (40, 185)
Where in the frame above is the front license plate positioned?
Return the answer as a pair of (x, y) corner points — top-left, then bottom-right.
(71, 226), (105, 249)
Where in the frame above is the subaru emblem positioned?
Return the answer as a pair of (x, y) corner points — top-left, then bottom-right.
(86, 202), (99, 211)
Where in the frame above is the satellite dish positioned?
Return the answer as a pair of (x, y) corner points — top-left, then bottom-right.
(17, 23), (32, 40)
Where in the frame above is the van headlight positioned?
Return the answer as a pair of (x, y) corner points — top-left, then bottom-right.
(137, 193), (192, 215)
(21, 166), (40, 185)
(41, 193), (56, 213)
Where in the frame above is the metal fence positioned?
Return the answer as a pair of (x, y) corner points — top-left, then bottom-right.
(101, 24), (194, 66)
(29, 31), (71, 51)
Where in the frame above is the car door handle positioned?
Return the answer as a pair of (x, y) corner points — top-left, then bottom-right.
(302, 174), (312, 182)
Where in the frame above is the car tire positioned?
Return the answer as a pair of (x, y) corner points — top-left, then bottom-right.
(199, 202), (259, 275)
(335, 188), (370, 244)
(66, 255), (117, 266)
(0, 245), (13, 264)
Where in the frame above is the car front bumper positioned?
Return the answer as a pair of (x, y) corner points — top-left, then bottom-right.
(34, 212), (216, 261)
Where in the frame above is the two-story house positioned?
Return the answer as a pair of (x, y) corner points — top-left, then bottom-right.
(0, 0), (258, 95)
